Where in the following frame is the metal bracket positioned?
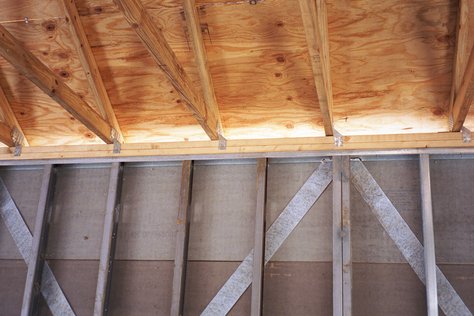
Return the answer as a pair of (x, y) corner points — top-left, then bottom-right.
(218, 133), (227, 150)
(462, 127), (471, 143)
(11, 127), (24, 156)
(334, 129), (343, 147)
(111, 128), (122, 154)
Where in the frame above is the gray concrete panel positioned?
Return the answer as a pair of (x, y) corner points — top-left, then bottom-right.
(431, 159), (474, 264)
(47, 167), (110, 260)
(116, 165), (181, 260)
(266, 162), (333, 262)
(353, 263), (427, 316)
(0, 169), (42, 259)
(0, 260), (26, 314)
(184, 261), (251, 316)
(351, 160), (422, 263)
(188, 164), (257, 261)
(108, 260), (174, 315)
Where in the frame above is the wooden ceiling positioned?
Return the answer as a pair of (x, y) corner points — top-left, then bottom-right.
(0, 0), (473, 160)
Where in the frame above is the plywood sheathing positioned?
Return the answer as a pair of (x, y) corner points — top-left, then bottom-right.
(0, 0), (472, 147)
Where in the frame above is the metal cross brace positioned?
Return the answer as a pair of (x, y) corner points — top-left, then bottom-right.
(201, 160), (333, 315)
(351, 160), (472, 316)
(0, 177), (75, 315)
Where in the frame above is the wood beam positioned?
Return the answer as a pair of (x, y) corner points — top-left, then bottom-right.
(298, 0), (334, 136)
(61, 0), (124, 143)
(0, 24), (115, 143)
(450, 0), (472, 112)
(451, 45), (474, 131)
(114, 0), (220, 140)
(0, 83), (28, 147)
(0, 132), (472, 161)
(183, 0), (224, 139)
(0, 120), (14, 147)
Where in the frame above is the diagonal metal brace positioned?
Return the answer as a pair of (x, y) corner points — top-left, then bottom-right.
(351, 160), (472, 316)
(201, 160), (333, 315)
(0, 178), (75, 315)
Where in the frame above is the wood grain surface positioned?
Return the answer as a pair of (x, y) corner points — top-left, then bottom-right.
(0, 0), (471, 153)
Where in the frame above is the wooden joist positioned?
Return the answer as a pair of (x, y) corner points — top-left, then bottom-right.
(0, 83), (27, 147)
(0, 132), (472, 161)
(0, 24), (115, 143)
(183, 0), (224, 138)
(61, 0), (124, 143)
(0, 120), (14, 147)
(113, 0), (220, 140)
(298, 0), (334, 136)
(451, 45), (474, 132)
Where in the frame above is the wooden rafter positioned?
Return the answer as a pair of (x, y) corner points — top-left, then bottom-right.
(183, 0), (224, 138)
(0, 83), (28, 147)
(451, 45), (474, 132)
(450, 0), (474, 132)
(298, 0), (334, 136)
(0, 24), (115, 143)
(114, 0), (220, 140)
(0, 120), (14, 147)
(61, 0), (124, 143)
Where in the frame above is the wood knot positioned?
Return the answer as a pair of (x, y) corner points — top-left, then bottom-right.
(59, 70), (70, 78)
(43, 21), (56, 32)
(94, 6), (103, 14)
(276, 55), (285, 63)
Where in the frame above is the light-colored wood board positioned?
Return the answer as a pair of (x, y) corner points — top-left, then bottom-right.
(0, 0), (63, 22)
(61, 0), (124, 142)
(0, 83), (28, 146)
(0, 0), (466, 148)
(328, 0), (457, 135)
(461, 3), (474, 133)
(0, 19), (105, 145)
(76, 0), (326, 140)
(0, 132), (471, 161)
(0, 120), (14, 146)
(452, 0), (474, 118)
(298, 0), (334, 135)
(0, 23), (113, 143)
(113, 0), (220, 140)
(183, 0), (224, 137)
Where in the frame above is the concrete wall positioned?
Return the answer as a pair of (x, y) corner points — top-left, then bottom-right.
(0, 156), (473, 315)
